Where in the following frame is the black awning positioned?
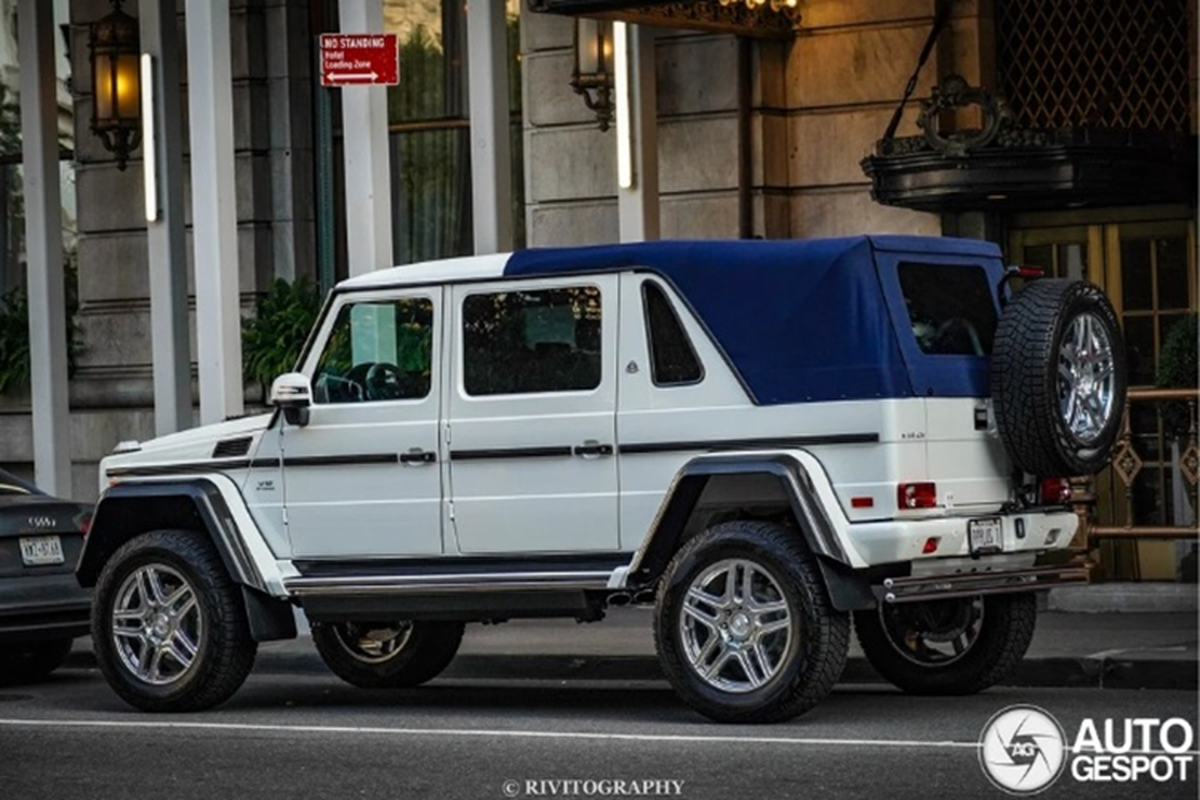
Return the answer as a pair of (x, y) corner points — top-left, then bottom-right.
(862, 129), (1198, 213)
(526, 0), (799, 39)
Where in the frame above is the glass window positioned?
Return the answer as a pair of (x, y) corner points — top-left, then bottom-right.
(313, 298), (434, 403)
(462, 286), (602, 395)
(642, 282), (702, 386)
(382, 0), (526, 264)
(899, 263), (998, 356)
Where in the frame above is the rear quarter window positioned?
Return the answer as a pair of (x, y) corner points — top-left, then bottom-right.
(899, 262), (998, 356)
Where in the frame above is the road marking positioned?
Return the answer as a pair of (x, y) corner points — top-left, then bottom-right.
(0, 717), (979, 749)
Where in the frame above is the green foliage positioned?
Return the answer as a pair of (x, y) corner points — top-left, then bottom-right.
(0, 253), (82, 395)
(1156, 314), (1199, 437)
(0, 282), (30, 394)
(241, 277), (322, 389)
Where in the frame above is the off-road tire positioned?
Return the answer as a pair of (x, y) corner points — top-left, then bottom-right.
(92, 530), (258, 712)
(992, 279), (1126, 476)
(312, 620), (465, 689)
(0, 638), (73, 685)
(654, 520), (850, 724)
(854, 593), (1036, 695)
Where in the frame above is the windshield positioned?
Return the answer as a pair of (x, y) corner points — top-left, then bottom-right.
(899, 262), (998, 356)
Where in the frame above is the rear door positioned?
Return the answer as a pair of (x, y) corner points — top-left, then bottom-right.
(446, 275), (620, 553)
(873, 248), (1011, 507)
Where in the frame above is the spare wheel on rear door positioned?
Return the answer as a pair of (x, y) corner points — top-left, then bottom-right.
(991, 278), (1127, 477)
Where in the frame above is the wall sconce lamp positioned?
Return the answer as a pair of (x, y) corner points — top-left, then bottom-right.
(571, 17), (614, 131)
(89, 0), (141, 170)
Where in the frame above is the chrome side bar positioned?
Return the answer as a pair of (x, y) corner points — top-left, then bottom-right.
(881, 563), (1090, 604)
(284, 570), (614, 597)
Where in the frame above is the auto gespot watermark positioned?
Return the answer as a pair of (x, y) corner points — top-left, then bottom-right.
(979, 704), (1197, 795)
(501, 779), (685, 797)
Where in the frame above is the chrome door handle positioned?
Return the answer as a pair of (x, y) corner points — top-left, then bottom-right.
(573, 441), (614, 458)
(400, 449), (437, 465)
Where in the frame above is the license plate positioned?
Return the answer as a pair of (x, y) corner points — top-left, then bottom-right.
(968, 517), (1003, 554)
(19, 535), (64, 566)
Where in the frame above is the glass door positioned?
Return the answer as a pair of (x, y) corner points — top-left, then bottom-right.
(1009, 212), (1198, 581)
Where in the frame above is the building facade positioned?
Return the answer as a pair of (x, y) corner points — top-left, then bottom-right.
(2, 0), (1196, 580)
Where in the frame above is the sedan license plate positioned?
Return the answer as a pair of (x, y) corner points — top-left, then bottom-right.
(19, 535), (64, 566)
(968, 518), (1003, 554)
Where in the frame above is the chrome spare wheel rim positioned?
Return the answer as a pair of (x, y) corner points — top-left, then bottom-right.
(1058, 312), (1116, 445)
(881, 596), (984, 666)
(333, 622), (414, 664)
(679, 558), (793, 694)
(112, 564), (203, 686)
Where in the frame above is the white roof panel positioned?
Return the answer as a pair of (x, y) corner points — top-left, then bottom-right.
(336, 252), (511, 291)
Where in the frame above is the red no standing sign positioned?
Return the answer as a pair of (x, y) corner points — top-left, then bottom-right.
(320, 33), (399, 87)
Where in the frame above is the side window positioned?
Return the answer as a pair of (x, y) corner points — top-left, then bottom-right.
(898, 263), (998, 356)
(642, 282), (703, 386)
(312, 297), (434, 403)
(462, 285), (602, 395)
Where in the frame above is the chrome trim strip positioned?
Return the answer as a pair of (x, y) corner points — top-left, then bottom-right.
(284, 570), (614, 596)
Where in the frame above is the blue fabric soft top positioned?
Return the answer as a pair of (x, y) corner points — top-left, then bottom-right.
(505, 236), (1004, 405)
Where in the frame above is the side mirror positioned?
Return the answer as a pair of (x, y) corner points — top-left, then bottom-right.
(270, 372), (312, 427)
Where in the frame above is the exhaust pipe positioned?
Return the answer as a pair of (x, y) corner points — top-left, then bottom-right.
(633, 590), (657, 606)
(607, 592), (632, 607)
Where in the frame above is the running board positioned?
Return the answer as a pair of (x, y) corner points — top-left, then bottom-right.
(284, 570), (614, 597)
(880, 563), (1090, 604)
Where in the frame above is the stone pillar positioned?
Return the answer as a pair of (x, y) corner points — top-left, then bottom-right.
(467, 0), (513, 254)
(141, 0), (191, 436)
(786, 0), (942, 237)
(18, 0), (71, 495)
(186, 0), (244, 424)
(616, 23), (659, 242)
(338, 0), (393, 274)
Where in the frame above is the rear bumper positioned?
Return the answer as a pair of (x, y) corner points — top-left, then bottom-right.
(845, 507), (1079, 565)
(0, 573), (91, 644)
(879, 561), (1090, 604)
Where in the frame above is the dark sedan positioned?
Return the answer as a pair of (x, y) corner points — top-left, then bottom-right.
(0, 468), (92, 684)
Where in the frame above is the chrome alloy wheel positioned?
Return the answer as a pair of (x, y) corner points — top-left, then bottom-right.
(111, 564), (203, 686)
(1058, 312), (1117, 445)
(880, 596), (984, 666)
(331, 622), (414, 664)
(679, 558), (793, 694)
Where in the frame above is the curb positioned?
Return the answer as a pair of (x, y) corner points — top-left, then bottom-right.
(65, 650), (1197, 691)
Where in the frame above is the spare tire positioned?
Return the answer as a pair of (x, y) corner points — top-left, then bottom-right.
(992, 279), (1126, 477)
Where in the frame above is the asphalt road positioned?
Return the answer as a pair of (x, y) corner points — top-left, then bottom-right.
(1, 652), (1196, 800)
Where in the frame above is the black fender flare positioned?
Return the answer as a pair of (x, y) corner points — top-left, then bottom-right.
(77, 479), (296, 642)
(625, 453), (876, 612)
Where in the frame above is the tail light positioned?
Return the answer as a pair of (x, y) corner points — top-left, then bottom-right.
(897, 482), (937, 510)
(76, 511), (93, 537)
(1040, 478), (1071, 505)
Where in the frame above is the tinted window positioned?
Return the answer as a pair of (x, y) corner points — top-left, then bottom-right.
(643, 282), (702, 386)
(899, 263), (998, 356)
(462, 286), (602, 395)
(313, 298), (434, 403)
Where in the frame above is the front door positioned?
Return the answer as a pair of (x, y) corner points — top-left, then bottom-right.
(282, 288), (444, 558)
(446, 275), (620, 553)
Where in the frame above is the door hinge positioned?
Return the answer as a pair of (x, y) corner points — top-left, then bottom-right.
(447, 500), (455, 521)
(443, 422), (452, 445)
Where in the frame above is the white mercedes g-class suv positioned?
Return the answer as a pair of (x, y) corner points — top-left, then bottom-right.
(78, 236), (1125, 722)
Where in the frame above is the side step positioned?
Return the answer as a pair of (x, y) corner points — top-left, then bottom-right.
(880, 563), (1090, 604)
(284, 557), (631, 622)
